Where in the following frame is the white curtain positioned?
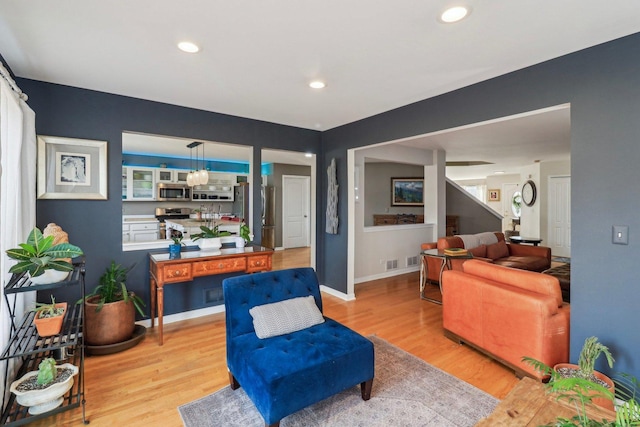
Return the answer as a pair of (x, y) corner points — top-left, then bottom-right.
(0, 75), (37, 403)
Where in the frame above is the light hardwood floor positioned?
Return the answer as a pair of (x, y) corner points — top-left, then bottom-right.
(30, 255), (520, 426)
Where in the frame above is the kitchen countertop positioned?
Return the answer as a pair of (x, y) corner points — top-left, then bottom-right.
(166, 218), (241, 227)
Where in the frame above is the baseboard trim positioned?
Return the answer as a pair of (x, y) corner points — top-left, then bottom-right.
(138, 304), (226, 328)
(355, 266), (419, 284)
(320, 285), (354, 301)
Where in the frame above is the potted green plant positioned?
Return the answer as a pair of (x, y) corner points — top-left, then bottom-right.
(10, 357), (79, 415)
(169, 235), (184, 258)
(191, 224), (231, 251)
(237, 222), (251, 248)
(5, 227), (83, 284)
(524, 336), (616, 411)
(33, 295), (67, 337)
(80, 261), (145, 347)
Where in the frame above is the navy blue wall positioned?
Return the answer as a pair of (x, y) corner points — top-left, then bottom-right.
(321, 33), (640, 379)
(20, 79), (321, 317)
(13, 31), (640, 380)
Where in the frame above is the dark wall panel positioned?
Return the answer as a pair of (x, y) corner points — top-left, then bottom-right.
(20, 79), (320, 317)
(320, 32), (640, 379)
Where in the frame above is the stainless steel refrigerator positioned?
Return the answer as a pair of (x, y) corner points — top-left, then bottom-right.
(232, 183), (250, 221)
(261, 185), (276, 249)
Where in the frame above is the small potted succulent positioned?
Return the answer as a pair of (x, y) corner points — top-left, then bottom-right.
(191, 225), (230, 251)
(33, 295), (67, 337)
(524, 336), (616, 411)
(169, 235), (184, 258)
(10, 357), (79, 415)
(5, 227), (83, 284)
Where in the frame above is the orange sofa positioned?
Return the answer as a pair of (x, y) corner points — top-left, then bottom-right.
(442, 260), (570, 379)
(421, 232), (551, 284)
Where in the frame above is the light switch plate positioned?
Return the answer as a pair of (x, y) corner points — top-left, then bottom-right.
(612, 225), (629, 245)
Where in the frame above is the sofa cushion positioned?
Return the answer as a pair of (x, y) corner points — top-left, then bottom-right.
(493, 256), (550, 272)
(249, 295), (325, 339)
(486, 240), (510, 259)
(468, 244), (487, 258)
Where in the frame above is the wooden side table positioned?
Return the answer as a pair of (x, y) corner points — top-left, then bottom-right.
(476, 377), (615, 426)
(419, 249), (473, 304)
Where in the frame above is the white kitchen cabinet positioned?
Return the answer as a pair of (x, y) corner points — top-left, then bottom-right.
(124, 167), (156, 201)
(156, 168), (190, 184)
(130, 222), (159, 241)
(123, 218), (159, 242)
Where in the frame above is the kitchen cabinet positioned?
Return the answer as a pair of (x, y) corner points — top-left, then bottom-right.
(123, 219), (159, 242)
(156, 168), (190, 184)
(1, 261), (88, 425)
(123, 167), (155, 201)
(192, 172), (235, 201)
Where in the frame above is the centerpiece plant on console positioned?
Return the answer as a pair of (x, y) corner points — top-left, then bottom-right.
(191, 224), (231, 251)
(80, 261), (146, 350)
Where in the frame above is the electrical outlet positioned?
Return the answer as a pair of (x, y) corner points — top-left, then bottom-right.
(612, 225), (629, 245)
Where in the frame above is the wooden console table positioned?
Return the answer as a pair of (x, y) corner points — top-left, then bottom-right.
(149, 246), (273, 345)
(476, 377), (615, 426)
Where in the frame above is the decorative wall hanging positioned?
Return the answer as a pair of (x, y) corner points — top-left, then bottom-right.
(37, 135), (107, 200)
(488, 189), (501, 202)
(326, 158), (339, 234)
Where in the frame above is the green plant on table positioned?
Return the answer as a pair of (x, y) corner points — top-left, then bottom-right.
(190, 224), (231, 241)
(239, 222), (251, 243)
(5, 227), (83, 277)
(34, 295), (64, 319)
(171, 235), (184, 245)
(81, 261), (145, 316)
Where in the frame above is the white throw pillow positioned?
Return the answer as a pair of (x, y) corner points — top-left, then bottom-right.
(249, 295), (325, 339)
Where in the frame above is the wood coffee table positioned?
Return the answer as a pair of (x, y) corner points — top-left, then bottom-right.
(476, 377), (615, 426)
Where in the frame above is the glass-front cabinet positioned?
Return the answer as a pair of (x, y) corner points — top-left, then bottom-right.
(124, 167), (155, 201)
(122, 166), (128, 200)
(156, 168), (190, 184)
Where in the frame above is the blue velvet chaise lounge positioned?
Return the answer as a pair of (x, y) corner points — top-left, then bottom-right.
(223, 267), (375, 427)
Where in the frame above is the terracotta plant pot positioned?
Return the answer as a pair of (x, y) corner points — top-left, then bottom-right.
(34, 302), (67, 337)
(84, 296), (135, 346)
(554, 363), (615, 411)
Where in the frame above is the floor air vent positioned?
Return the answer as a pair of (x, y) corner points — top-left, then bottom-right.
(406, 256), (418, 267)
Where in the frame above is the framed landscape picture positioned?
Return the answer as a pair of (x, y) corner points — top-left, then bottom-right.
(391, 177), (424, 206)
(37, 135), (108, 199)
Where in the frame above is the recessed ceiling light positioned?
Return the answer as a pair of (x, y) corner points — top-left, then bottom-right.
(309, 81), (326, 89)
(178, 41), (200, 53)
(440, 6), (469, 23)
(305, 153), (313, 158)
(494, 171), (505, 175)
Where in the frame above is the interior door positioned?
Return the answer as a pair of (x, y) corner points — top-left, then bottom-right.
(548, 176), (571, 257)
(283, 175), (310, 248)
(501, 183), (520, 232)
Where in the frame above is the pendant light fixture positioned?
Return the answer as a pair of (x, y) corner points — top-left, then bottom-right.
(198, 143), (209, 185)
(186, 142), (200, 187)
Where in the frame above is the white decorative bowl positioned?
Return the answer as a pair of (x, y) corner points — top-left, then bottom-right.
(10, 363), (79, 415)
(198, 237), (222, 251)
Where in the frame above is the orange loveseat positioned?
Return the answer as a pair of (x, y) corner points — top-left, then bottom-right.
(421, 232), (551, 284)
(442, 260), (570, 379)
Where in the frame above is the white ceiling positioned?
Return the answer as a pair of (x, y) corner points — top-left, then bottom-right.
(1, 1), (638, 178)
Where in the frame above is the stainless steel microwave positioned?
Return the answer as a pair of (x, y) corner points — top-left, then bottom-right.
(157, 183), (191, 201)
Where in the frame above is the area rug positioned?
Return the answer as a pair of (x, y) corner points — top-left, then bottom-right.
(552, 256), (571, 264)
(178, 336), (498, 426)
